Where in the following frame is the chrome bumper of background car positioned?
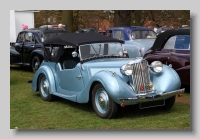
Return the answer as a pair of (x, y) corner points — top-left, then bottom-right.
(118, 88), (185, 103)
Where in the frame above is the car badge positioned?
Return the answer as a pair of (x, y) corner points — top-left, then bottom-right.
(140, 85), (144, 90)
(148, 83), (153, 88)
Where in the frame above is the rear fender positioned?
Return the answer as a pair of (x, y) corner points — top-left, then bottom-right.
(32, 65), (56, 94)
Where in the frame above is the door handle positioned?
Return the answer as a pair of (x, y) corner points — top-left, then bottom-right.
(76, 75), (82, 78)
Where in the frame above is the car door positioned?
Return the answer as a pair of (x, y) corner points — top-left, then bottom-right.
(55, 65), (84, 95)
(23, 32), (37, 64)
(13, 32), (25, 63)
(54, 48), (84, 94)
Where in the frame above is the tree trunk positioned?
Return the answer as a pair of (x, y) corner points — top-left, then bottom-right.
(62, 10), (73, 32)
(114, 10), (132, 26)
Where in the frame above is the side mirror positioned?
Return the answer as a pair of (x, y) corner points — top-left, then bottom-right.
(72, 51), (78, 57)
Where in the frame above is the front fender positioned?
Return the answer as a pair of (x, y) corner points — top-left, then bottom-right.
(32, 65), (56, 94)
(150, 65), (181, 93)
(76, 70), (135, 104)
(176, 65), (190, 86)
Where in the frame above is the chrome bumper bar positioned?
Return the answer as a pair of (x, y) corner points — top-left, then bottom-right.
(119, 88), (185, 103)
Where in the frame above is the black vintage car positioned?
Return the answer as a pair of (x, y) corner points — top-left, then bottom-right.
(10, 28), (68, 73)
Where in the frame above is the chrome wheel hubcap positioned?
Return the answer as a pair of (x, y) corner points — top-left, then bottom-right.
(40, 76), (49, 97)
(95, 88), (109, 114)
(34, 62), (39, 70)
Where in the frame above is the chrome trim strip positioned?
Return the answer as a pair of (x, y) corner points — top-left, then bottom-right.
(118, 88), (185, 103)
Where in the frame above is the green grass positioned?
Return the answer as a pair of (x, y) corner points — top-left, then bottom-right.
(10, 66), (190, 130)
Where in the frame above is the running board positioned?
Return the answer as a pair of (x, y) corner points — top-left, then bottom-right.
(53, 92), (77, 102)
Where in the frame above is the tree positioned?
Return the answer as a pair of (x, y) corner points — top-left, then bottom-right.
(34, 10), (62, 28)
(34, 10), (190, 30)
(62, 10), (73, 32)
(141, 10), (190, 28)
(113, 10), (133, 26)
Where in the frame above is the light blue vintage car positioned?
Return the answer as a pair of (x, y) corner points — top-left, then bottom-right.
(106, 26), (157, 57)
(31, 33), (184, 119)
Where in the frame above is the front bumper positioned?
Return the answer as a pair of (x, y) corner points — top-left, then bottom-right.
(118, 88), (185, 104)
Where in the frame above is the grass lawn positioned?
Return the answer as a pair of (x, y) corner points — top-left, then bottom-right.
(10, 65), (191, 130)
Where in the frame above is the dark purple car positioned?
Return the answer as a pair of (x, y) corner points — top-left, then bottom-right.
(143, 29), (190, 87)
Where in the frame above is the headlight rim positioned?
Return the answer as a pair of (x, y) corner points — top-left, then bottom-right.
(120, 64), (133, 76)
(150, 61), (163, 73)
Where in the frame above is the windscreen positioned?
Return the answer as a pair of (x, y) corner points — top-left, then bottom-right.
(79, 43), (124, 60)
(131, 30), (156, 39)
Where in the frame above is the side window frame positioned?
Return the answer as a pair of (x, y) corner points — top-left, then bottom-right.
(113, 30), (124, 40)
(163, 35), (190, 50)
(131, 31), (140, 39)
(16, 32), (25, 42)
(24, 32), (35, 43)
(163, 36), (176, 49)
(174, 35), (190, 50)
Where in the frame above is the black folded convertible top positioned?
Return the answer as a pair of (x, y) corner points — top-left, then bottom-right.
(151, 29), (190, 50)
(43, 33), (124, 47)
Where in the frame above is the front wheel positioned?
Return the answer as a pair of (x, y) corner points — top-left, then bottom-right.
(92, 83), (118, 119)
(31, 56), (42, 73)
(38, 74), (55, 101)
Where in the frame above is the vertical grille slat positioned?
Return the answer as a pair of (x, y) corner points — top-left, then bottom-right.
(132, 60), (152, 95)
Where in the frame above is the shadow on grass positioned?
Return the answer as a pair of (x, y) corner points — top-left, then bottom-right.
(116, 105), (174, 119)
(32, 92), (187, 119)
(33, 93), (94, 113)
(10, 65), (33, 73)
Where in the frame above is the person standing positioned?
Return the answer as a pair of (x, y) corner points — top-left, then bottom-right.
(22, 24), (28, 30)
(58, 23), (63, 29)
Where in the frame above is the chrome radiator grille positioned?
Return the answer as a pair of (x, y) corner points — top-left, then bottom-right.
(132, 60), (152, 94)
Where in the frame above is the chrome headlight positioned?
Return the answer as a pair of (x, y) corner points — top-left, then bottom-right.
(150, 61), (163, 73)
(120, 64), (133, 76)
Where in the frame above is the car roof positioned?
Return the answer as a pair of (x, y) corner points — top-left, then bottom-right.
(108, 26), (153, 31)
(150, 29), (190, 50)
(39, 24), (68, 32)
(21, 28), (68, 39)
(176, 26), (190, 30)
(28, 28), (67, 33)
(75, 28), (98, 33)
(26, 28), (66, 32)
(43, 33), (124, 47)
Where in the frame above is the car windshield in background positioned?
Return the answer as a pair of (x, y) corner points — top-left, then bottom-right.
(131, 30), (156, 39)
(80, 43), (124, 60)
